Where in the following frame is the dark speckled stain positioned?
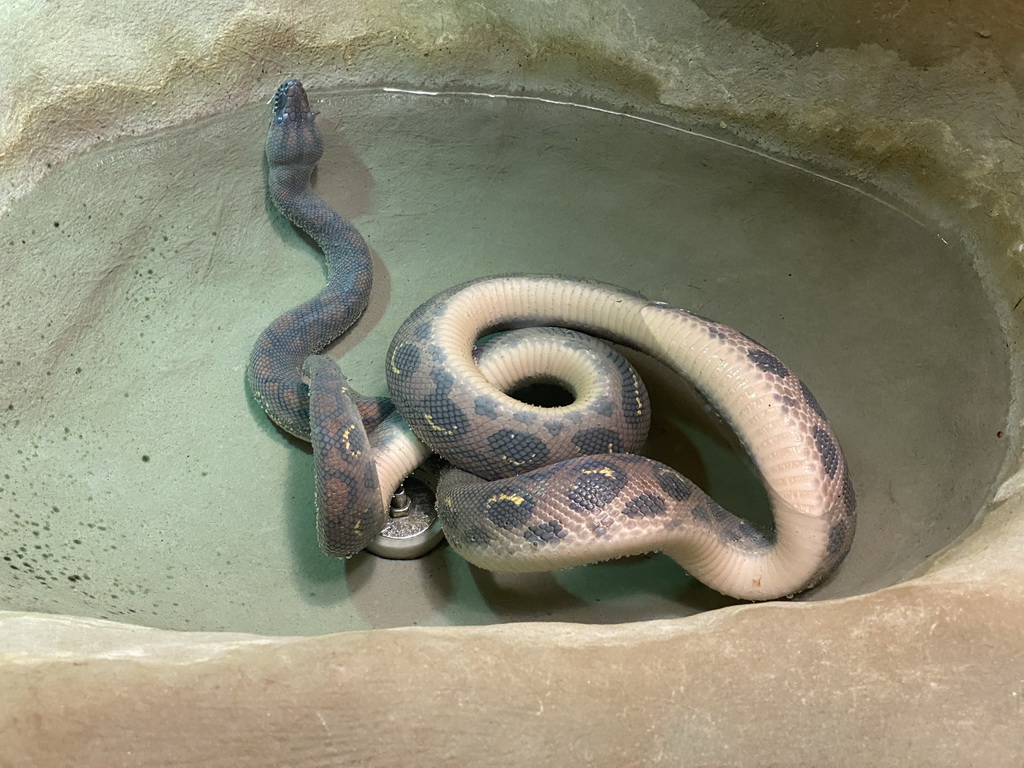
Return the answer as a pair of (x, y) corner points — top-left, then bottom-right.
(655, 468), (693, 502)
(524, 519), (568, 545)
(813, 424), (839, 478)
(590, 397), (615, 417)
(565, 459), (628, 511)
(474, 396), (499, 419)
(484, 486), (536, 530)
(413, 322), (432, 341)
(570, 427), (623, 454)
(621, 493), (667, 519)
(544, 420), (564, 436)
(488, 428), (551, 469)
(747, 348), (789, 378)
(427, 344), (446, 363)
(390, 343), (420, 376)
(513, 411), (536, 425)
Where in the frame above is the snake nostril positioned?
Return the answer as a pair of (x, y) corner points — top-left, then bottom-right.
(508, 382), (575, 408)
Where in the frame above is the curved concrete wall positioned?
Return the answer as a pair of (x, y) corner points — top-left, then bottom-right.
(2, 0), (1023, 764)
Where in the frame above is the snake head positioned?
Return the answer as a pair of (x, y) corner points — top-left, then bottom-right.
(266, 79), (324, 170)
(271, 79), (313, 125)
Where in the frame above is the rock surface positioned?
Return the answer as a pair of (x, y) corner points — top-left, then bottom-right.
(2, 0), (1023, 764)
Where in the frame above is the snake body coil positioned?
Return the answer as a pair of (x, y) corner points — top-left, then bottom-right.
(248, 80), (856, 600)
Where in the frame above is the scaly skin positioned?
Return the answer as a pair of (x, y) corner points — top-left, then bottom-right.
(247, 80), (857, 598)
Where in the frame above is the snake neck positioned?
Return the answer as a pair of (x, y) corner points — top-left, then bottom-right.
(264, 79), (373, 294)
(269, 174), (374, 295)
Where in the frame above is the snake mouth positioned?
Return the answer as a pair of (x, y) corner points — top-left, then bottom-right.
(272, 78), (313, 124)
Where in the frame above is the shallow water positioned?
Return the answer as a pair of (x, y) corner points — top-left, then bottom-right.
(0, 89), (1010, 633)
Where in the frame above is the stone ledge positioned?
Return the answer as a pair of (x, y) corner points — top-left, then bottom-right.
(3, 578), (1022, 765)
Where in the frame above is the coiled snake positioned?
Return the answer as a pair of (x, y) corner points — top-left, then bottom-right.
(247, 80), (856, 600)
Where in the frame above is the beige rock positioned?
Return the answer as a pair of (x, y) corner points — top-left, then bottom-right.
(2, 0), (1023, 765)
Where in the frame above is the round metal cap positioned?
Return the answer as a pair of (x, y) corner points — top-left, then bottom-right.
(365, 477), (445, 560)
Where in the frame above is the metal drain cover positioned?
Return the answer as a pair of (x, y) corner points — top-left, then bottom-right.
(365, 477), (445, 560)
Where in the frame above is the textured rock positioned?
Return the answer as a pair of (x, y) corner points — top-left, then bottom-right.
(2, 0), (1024, 765)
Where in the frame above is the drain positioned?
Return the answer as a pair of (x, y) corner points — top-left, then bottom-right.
(365, 477), (445, 560)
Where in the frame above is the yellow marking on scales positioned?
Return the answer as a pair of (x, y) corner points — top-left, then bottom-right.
(389, 343), (419, 376)
(582, 465), (618, 478)
(487, 491), (528, 507)
(340, 423), (362, 455)
(388, 345), (404, 375)
(631, 372), (645, 415)
(424, 413), (459, 436)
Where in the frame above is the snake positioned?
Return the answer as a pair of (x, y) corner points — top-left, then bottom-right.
(247, 79), (857, 601)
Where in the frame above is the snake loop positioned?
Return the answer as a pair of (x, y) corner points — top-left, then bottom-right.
(247, 80), (856, 600)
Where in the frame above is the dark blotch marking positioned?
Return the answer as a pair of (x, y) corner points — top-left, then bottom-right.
(591, 397), (614, 417)
(421, 368), (470, 438)
(621, 375), (647, 426)
(800, 380), (828, 421)
(621, 493), (667, 519)
(524, 519), (568, 545)
(813, 424), (839, 478)
(691, 503), (714, 525)
(484, 487), (536, 530)
(474, 396), (498, 419)
(721, 517), (763, 546)
(431, 368), (455, 391)
(748, 348), (789, 378)
(656, 469), (693, 502)
(565, 459), (628, 511)
(826, 516), (854, 556)
(488, 429), (550, 469)
(840, 465), (856, 512)
(413, 322), (431, 341)
(691, 502), (766, 547)
(544, 421), (564, 436)
(390, 343), (420, 377)
(571, 427), (623, 455)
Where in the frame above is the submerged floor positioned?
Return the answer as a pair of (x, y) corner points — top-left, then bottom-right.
(0, 89), (1010, 634)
